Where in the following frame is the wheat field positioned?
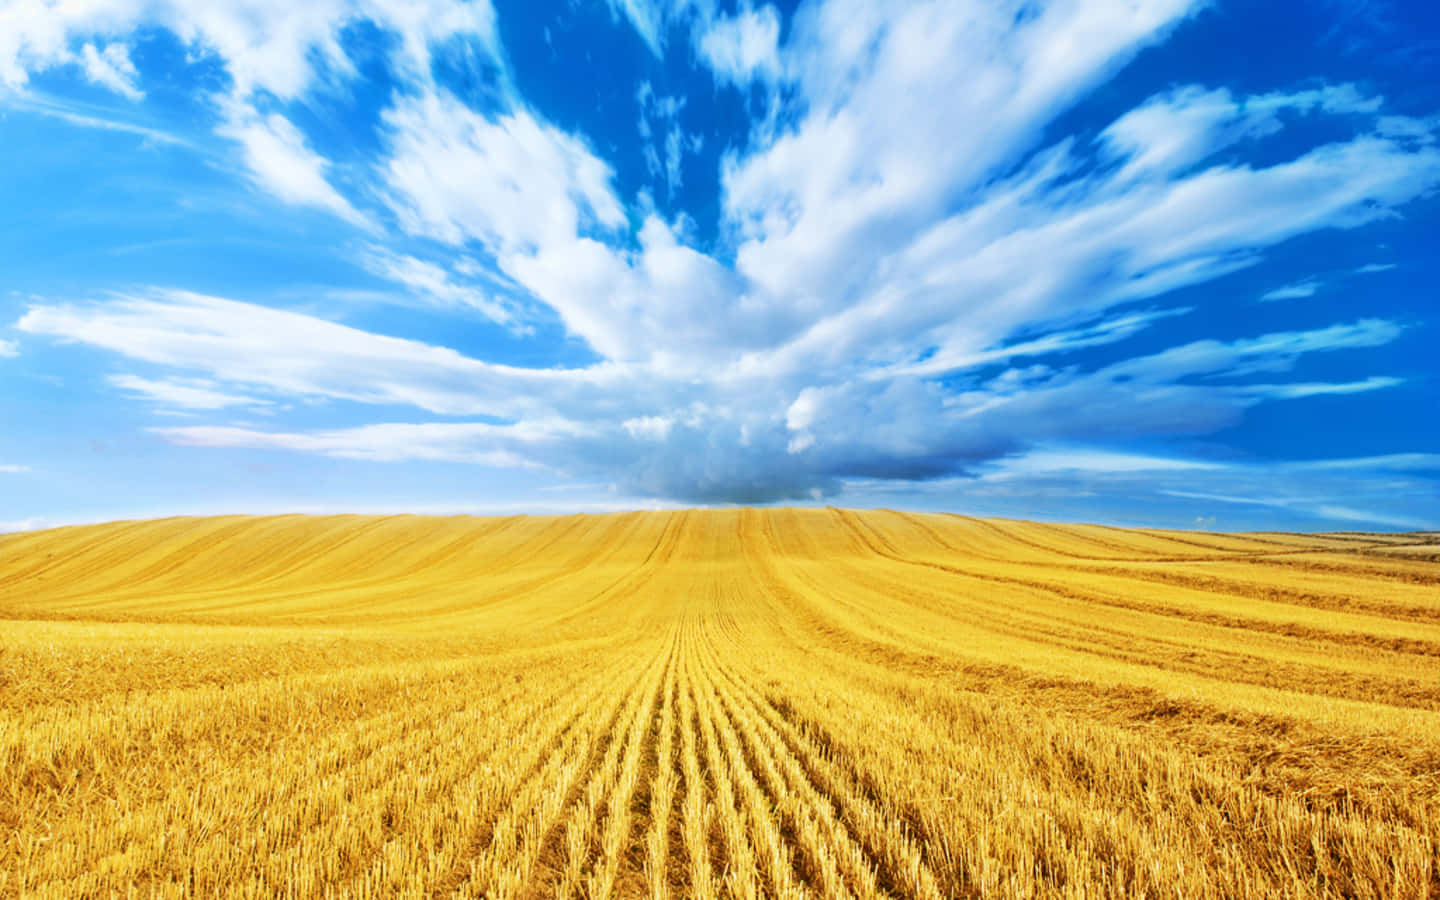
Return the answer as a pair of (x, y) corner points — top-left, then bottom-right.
(2, 509), (1439, 898)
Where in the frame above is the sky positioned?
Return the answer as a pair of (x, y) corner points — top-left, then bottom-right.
(1, 0), (1438, 533)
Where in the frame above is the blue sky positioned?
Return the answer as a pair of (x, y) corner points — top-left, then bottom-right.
(1, 0), (1438, 532)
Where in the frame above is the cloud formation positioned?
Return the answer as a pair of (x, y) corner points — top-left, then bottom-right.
(7, 0), (1440, 510)
(1260, 280), (1323, 301)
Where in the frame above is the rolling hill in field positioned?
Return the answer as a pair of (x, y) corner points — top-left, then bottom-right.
(3, 509), (1440, 898)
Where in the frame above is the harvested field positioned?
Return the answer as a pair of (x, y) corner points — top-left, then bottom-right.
(2, 508), (1439, 898)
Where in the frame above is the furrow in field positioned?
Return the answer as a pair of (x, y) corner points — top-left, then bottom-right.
(694, 619), (873, 900)
(738, 522), (1440, 827)
(444, 640), (665, 899)
(541, 512), (690, 633)
(825, 508), (1440, 710)
(689, 601), (815, 900)
(1221, 547), (1440, 587)
(638, 642), (682, 900)
(0, 520), (155, 591)
(188, 662), (560, 890)
(125, 516), (520, 618)
(0, 518), (258, 595)
(338, 650), (646, 898)
(683, 622), (771, 900)
(536, 631), (674, 900)
(257, 649), (645, 896)
(702, 638), (945, 900)
(11, 651), (626, 895)
(587, 632), (680, 900)
(4, 653), (511, 815)
(431, 653), (641, 897)
(938, 514), (1323, 565)
(808, 544), (1440, 712)
(893, 515), (1440, 629)
(0, 517), (271, 609)
(676, 621), (717, 900)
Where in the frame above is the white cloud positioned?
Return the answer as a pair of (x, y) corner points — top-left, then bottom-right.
(152, 422), (575, 467)
(0, 464), (30, 474)
(8, 0), (1440, 507)
(218, 107), (369, 227)
(382, 90), (625, 251)
(1355, 262), (1398, 274)
(606, 0), (713, 57)
(988, 447), (1225, 476)
(22, 284), (1406, 503)
(0, 337), (17, 357)
(608, 0), (666, 55)
(359, 247), (522, 329)
(636, 83), (700, 198)
(0, 91), (192, 146)
(1099, 84), (1381, 183)
(17, 290), (628, 419)
(872, 308), (1191, 380)
(623, 416), (673, 441)
(697, 5), (782, 88)
(1260, 279), (1323, 301)
(78, 41), (142, 99)
(108, 374), (270, 410)
(0, 0), (501, 226)
(1245, 376), (1403, 399)
(1159, 490), (1433, 531)
(0, 0), (497, 100)
(854, 448), (1439, 531)
(1297, 453), (1440, 472)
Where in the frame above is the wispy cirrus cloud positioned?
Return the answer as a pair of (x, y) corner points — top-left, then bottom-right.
(0, 0), (499, 225)
(849, 447), (1440, 531)
(77, 41), (141, 99)
(107, 374), (271, 411)
(358, 247), (525, 329)
(1261, 279), (1323, 301)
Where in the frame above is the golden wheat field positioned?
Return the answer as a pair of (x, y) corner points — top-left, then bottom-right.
(2, 509), (1440, 899)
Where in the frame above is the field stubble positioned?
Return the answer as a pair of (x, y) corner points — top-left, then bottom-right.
(1, 508), (1439, 898)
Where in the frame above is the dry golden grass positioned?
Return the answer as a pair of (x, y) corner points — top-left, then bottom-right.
(2, 508), (1439, 898)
